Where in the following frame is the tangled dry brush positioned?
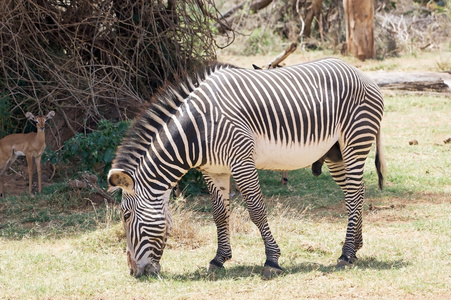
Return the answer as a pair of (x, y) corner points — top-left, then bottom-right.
(0, 0), (229, 145)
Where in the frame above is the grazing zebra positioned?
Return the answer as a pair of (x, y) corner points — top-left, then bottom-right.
(108, 58), (386, 278)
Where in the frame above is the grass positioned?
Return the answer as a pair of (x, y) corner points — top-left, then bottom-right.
(1, 82), (450, 299)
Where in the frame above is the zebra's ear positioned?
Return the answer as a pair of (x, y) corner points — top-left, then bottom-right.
(108, 169), (135, 195)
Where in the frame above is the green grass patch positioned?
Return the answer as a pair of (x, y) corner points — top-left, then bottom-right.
(0, 184), (121, 239)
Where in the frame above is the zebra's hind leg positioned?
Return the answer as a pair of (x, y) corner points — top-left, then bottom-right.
(337, 181), (365, 267)
(203, 172), (233, 272)
(326, 155), (365, 267)
(232, 161), (283, 279)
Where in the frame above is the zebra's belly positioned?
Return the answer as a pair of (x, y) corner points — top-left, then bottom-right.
(254, 136), (338, 171)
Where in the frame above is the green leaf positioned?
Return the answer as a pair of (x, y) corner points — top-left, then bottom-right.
(103, 148), (115, 164)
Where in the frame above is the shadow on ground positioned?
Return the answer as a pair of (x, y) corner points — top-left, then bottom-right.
(136, 257), (409, 282)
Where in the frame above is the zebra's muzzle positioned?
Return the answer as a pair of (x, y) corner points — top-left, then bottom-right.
(128, 251), (161, 277)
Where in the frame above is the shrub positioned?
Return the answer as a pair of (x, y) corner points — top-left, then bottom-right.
(43, 119), (130, 183)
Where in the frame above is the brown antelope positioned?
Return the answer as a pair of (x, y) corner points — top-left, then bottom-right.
(0, 111), (55, 197)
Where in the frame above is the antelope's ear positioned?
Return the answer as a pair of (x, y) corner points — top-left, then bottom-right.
(46, 111), (55, 120)
(108, 169), (135, 195)
(25, 112), (35, 120)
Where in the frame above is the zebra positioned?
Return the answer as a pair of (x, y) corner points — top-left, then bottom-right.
(108, 57), (386, 278)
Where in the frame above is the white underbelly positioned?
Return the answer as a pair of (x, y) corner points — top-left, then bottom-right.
(254, 136), (338, 171)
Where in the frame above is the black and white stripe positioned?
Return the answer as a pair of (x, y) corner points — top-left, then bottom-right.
(108, 58), (386, 277)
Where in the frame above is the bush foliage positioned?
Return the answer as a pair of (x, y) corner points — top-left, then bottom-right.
(43, 119), (129, 181)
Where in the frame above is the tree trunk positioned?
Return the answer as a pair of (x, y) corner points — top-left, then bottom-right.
(301, 0), (323, 37)
(343, 0), (375, 60)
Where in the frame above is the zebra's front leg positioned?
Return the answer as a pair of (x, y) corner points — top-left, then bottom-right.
(232, 162), (283, 279)
(203, 172), (233, 271)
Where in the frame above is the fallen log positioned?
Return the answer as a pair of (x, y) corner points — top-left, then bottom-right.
(380, 79), (448, 92)
(366, 71), (451, 93)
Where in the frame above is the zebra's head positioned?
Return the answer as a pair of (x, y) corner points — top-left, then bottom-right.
(108, 168), (173, 277)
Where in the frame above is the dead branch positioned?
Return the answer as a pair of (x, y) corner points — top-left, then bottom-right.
(254, 42), (298, 70)
(368, 204), (395, 211)
(7, 167), (26, 180)
(216, 0), (274, 33)
(48, 163), (56, 181)
(220, 0), (274, 20)
(68, 171), (116, 204)
(267, 42), (298, 68)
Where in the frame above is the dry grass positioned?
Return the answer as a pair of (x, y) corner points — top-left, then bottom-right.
(167, 198), (211, 251)
(3, 196), (449, 299)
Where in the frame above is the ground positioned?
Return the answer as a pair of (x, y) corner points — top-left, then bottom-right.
(1, 158), (54, 197)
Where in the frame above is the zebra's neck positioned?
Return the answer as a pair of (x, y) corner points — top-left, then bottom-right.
(112, 62), (237, 185)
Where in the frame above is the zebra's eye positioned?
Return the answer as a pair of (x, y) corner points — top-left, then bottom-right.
(123, 211), (131, 222)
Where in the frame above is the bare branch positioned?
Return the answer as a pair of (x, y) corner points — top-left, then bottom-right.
(0, 0), (224, 144)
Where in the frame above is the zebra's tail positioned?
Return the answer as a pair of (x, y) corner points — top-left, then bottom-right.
(375, 129), (387, 190)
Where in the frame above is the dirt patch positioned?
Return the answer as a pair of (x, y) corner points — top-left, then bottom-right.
(2, 159), (110, 205)
(1, 158), (55, 197)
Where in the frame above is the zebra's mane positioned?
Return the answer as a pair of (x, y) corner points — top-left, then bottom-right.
(112, 61), (238, 174)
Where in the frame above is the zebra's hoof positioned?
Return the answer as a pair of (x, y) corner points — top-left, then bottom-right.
(263, 260), (283, 279)
(207, 259), (224, 273)
(336, 254), (356, 268)
(263, 265), (283, 279)
(336, 259), (351, 268)
(207, 263), (221, 273)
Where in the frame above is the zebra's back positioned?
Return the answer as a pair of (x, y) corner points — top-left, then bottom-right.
(194, 58), (382, 170)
